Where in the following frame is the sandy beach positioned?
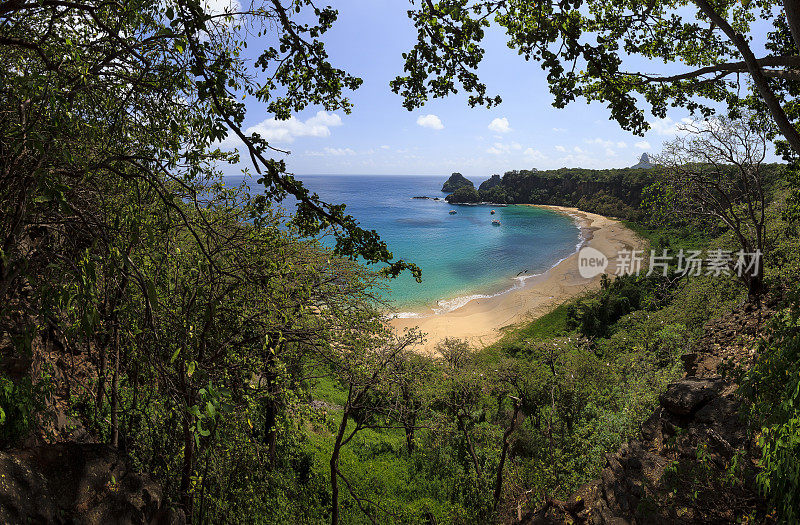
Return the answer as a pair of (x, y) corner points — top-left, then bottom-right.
(388, 205), (647, 354)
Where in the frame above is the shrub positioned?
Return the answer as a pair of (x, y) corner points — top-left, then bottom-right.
(740, 305), (800, 522)
(0, 375), (42, 447)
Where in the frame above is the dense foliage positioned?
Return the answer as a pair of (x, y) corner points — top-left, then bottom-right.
(445, 185), (481, 203)
(392, 0), (800, 160)
(2, 0), (800, 523)
(442, 172), (475, 192)
(740, 305), (800, 523)
(0, 0), (413, 521)
(446, 167), (656, 220)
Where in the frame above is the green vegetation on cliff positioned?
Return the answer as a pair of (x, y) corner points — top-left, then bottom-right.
(444, 167), (654, 217)
(445, 185), (481, 203)
(441, 172), (475, 192)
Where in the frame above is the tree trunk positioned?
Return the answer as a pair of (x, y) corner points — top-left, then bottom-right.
(180, 358), (196, 523)
(404, 424), (415, 455)
(494, 402), (522, 509)
(110, 325), (120, 448)
(693, 0), (800, 156)
(96, 336), (106, 414)
(330, 407), (350, 525)
(784, 0), (800, 56)
(747, 269), (764, 304)
(264, 398), (278, 466)
(458, 415), (483, 479)
(127, 361), (139, 453)
(401, 387), (415, 454)
(263, 350), (278, 467)
(0, 181), (31, 304)
(180, 415), (195, 522)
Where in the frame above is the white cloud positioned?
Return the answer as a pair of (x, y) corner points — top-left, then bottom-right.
(586, 138), (630, 152)
(204, 0), (240, 14)
(585, 138), (615, 148)
(552, 127), (566, 133)
(648, 116), (694, 136)
(488, 117), (512, 134)
(555, 145), (567, 153)
(305, 147), (356, 157)
(324, 147), (356, 156)
(573, 146), (586, 154)
(635, 141), (652, 150)
(558, 153), (596, 168)
(486, 145), (504, 155)
(524, 148), (546, 161)
(487, 141), (522, 155)
(416, 114), (444, 130)
(605, 148), (617, 157)
(380, 145), (391, 150)
(245, 111), (343, 143)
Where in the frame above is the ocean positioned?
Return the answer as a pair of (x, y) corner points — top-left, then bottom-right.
(235, 174), (582, 315)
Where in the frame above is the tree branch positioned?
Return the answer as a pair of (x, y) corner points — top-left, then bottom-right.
(692, 0), (800, 156)
(632, 55), (800, 83)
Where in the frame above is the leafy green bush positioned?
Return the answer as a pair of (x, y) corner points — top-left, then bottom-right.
(566, 274), (644, 338)
(446, 185), (481, 203)
(479, 186), (511, 204)
(740, 305), (800, 522)
(0, 375), (42, 446)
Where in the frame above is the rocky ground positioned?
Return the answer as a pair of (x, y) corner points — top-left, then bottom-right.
(0, 442), (184, 524)
(522, 302), (776, 524)
(0, 299), (184, 524)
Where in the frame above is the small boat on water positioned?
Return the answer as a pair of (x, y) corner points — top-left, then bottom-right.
(449, 210), (457, 215)
(490, 210), (495, 215)
(492, 219), (501, 226)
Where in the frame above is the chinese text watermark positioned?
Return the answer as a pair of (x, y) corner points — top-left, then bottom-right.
(614, 249), (761, 277)
(578, 247), (762, 278)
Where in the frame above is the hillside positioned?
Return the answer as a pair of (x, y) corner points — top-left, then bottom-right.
(526, 301), (774, 523)
(445, 163), (788, 224)
(446, 167), (656, 220)
(3, 1), (800, 522)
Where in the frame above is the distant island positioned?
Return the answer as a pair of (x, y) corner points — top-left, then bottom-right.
(631, 152), (654, 169)
(441, 172), (474, 192)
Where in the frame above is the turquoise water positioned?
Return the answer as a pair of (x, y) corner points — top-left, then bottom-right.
(237, 175), (581, 313)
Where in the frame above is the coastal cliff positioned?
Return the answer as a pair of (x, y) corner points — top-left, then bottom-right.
(444, 163), (785, 221)
(479, 174), (502, 191)
(442, 172), (474, 192)
(444, 167), (654, 218)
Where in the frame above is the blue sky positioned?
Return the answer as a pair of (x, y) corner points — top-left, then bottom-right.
(217, 0), (776, 179)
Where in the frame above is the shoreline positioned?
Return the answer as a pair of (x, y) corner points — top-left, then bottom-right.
(387, 205), (646, 354)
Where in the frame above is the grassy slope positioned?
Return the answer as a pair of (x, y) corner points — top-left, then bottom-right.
(302, 216), (758, 523)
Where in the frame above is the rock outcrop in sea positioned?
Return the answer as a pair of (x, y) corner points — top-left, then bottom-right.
(442, 172), (474, 192)
(479, 174), (502, 191)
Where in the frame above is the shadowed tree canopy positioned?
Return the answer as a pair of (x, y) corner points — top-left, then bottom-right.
(0, 0), (420, 286)
(391, 0), (800, 159)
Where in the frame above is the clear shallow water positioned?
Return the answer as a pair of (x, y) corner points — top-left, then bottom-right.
(233, 175), (581, 313)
